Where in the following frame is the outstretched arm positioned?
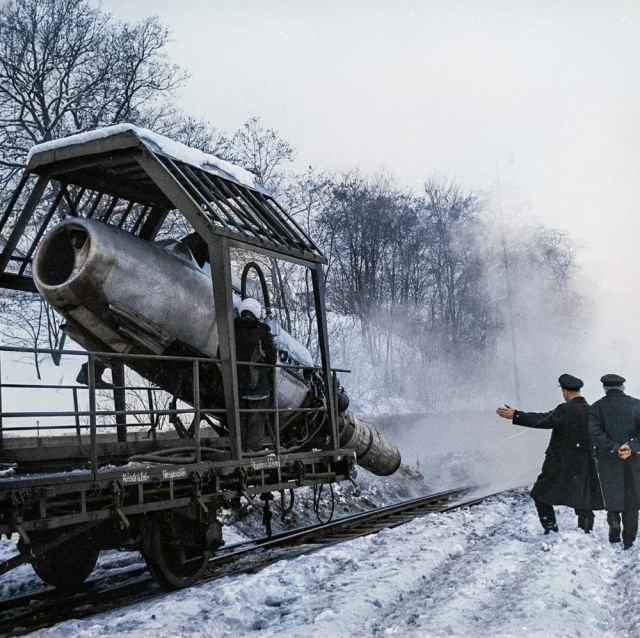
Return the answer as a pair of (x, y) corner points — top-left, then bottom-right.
(513, 406), (566, 429)
(496, 404), (558, 429)
(496, 405), (515, 420)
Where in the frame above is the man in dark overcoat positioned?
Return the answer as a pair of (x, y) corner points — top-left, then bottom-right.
(589, 374), (640, 549)
(497, 374), (603, 534)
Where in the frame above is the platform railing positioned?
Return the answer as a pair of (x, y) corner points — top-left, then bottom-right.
(0, 345), (348, 477)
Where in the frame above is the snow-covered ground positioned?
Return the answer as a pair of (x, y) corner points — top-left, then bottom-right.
(17, 488), (640, 638)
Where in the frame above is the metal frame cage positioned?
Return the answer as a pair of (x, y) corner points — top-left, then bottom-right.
(0, 127), (353, 559)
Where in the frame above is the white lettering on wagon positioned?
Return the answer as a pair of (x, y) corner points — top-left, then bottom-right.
(121, 471), (150, 484)
(162, 468), (187, 480)
(251, 458), (281, 471)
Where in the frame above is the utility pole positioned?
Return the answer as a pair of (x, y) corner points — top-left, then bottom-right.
(496, 152), (522, 406)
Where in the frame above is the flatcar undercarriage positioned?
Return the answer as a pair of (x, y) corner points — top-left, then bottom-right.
(1, 418), (354, 589)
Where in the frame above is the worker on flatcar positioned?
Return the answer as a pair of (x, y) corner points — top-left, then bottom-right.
(234, 297), (277, 452)
(496, 374), (604, 534)
(589, 374), (640, 549)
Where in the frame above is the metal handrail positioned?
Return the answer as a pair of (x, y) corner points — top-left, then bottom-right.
(0, 345), (351, 373)
(0, 345), (346, 474)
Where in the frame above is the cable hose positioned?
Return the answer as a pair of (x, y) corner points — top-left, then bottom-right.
(313, 482), (335, 524)
(128, 446), (227, 464)
(240, 261), (271, 313)
(128, 445), (300, 465)
(280, 488), (295, 522)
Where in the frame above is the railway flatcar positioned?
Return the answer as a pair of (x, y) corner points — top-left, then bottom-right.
(0, 125), (400, 590)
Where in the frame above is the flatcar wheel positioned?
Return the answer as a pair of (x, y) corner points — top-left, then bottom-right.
(143, 519), (212, 590)
(31, 542), (99, 590)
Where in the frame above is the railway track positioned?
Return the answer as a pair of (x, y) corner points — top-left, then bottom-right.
(0, 485), (487, 636)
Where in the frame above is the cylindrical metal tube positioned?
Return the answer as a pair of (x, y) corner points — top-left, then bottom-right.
(339, 412), (402, 476)
(33, 219), (311, 411)
(34, 218), (219, 355)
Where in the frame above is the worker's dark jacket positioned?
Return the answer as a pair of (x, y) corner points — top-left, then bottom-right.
(513, 397), (604, 510)
(234, 315), (277, 399)
(589, 389), (640, 511)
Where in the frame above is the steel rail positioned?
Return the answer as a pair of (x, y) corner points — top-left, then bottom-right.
(0, 485), (503, 637)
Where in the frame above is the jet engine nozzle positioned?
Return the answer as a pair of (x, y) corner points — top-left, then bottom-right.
(69, 228), (88, 251)
(34, 223), (90, 288)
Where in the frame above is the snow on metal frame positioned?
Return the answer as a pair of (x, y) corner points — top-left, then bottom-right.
(25, 123), (267, 195)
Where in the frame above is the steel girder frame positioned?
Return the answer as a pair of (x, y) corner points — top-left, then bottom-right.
(133, 148), (339, 461)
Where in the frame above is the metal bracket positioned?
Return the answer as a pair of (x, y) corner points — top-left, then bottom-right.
(236, 466), (251, 501)
(346, 455), (356, 479)
(14, 524), (31, 550)
(280, 489), (295, 524)
(293, 460), (306, 487)
(191, 471), (208, 517)
(9, 490), (27, 524)
(111, 480), (130, 530)
(260, 492), (274, 538)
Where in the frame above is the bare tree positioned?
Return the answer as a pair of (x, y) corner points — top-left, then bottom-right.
(527, 226), (577, 293)
(318, 173), (408, 321)
(156, 116), (229, 156)
(420, 175), (493, 352)
(266, 169), (334, 346)
(0, 0), (187, 191)
(224, 116), (296, 193)
(0, 292), (64, 378)
(0, 0), (212, 368)
(94, 367), (175, 432)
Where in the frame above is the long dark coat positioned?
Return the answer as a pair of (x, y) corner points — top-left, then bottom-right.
(513, 397), (604, 509)
(589, 389), (640, 512)
(234, 315), (277, 399)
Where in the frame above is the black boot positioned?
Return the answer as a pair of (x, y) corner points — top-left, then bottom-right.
(609, 523), (621, 543)
(535, 501), (558, 534)
(621, 509), (639, 549)
(577, 509), (594, 534)
(583, 511), (594, 534)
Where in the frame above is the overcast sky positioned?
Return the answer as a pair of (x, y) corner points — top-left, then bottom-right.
(95, 0), (640, 398)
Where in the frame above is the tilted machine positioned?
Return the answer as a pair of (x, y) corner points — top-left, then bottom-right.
(0, 125), (400, 589)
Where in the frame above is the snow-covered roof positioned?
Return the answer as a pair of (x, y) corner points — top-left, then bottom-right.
(26, 123), (265, 194)
(21, 123), (323, 262)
